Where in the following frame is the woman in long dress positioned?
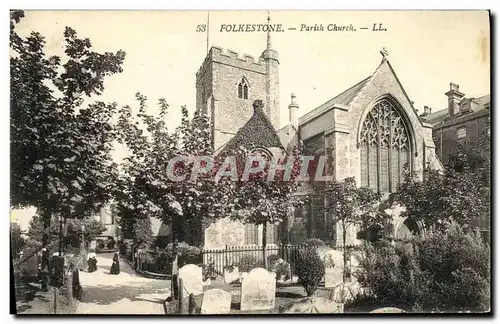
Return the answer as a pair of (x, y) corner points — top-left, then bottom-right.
(87, 252), (98, 272)
(110, 253), (120, 275)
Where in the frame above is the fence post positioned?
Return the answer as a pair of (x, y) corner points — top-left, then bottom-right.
(225, 245), (228, 270)
(178, 278), (184, 314)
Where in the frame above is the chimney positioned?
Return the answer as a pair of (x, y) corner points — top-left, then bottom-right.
(424, 106), (431, 114)
(288, 93), (299, 128)
(253, 99), (264, 114)
(445, 82), (465, 116)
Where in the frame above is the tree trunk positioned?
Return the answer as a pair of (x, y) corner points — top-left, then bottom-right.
(342, 221), (347, 283)
(262, 223), (267, 269)
(58, 214), (64, 255)
(41, 206), (51, 248)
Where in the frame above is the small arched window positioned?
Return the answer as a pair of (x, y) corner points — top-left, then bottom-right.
(238, 78), (249, 99)
(360, 99), (411, 193)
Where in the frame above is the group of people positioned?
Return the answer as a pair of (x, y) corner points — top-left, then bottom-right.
(87, 251), (120, 275)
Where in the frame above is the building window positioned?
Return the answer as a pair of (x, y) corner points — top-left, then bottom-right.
(244, 223), (258, 245)
(360, 99), (411, 193)
(457, 126), (467, 140)
(238, 78), (249, 99)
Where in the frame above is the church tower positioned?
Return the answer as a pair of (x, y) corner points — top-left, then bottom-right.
(195, 14), (280, 151)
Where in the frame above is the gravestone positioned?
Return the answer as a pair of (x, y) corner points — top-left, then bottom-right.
(224, 266), (239, 284)
(178, 264), (203, 296)
(240, 268), (276, 311)
(324, 250), (343, 288)
(239, 271), (249, 283)
(201, 288), (232, 314)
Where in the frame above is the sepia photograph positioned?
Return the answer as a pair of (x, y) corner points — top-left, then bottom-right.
(9, 9), (491, 315)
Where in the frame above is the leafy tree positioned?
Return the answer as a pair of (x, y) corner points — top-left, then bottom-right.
(324, 177), (382, 282)
(396, 131), (490, 233)
(10, 222), (26, 260)
(26, 214), (106, 250)
(115, 94), (237, 245)
(10, 10), (125, 247)
(133, 217), (154, 249)
(226, 143), (304, 268)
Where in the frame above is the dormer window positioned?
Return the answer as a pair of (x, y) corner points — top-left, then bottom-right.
(238, 78), (249, 99)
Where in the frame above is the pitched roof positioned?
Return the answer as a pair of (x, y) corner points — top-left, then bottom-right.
(299, 76), (371, 124)
(217, 101), (284, 155)
(421, 94), (490, 126)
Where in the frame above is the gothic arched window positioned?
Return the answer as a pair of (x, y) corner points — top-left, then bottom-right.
(238, 78), (249, 99)
(360, 99), (411, 193)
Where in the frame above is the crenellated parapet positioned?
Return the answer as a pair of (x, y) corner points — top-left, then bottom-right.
(196, 46), (267, 79)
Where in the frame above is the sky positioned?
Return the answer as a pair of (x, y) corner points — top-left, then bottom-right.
(11, 10), (490, 230)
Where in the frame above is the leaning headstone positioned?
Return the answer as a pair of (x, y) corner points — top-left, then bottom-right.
(224, 266), (239, 284)
(179, 264), (203, 296)
(201, 288), (232, 314)
(240, 267), (276, 311)
(324, 250), (343, 288)
(279, 297), (343, 314)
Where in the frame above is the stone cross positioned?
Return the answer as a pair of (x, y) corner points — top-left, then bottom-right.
(380, 47), (389, 61)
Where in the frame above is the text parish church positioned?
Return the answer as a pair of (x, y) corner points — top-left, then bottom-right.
(195, 17), (444, 249)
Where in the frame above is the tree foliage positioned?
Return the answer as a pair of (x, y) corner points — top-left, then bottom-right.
(324, 177), (382, 281)
(115, 95), (237, 244)
(396, 131), (490, 232)
(10, 222), (26, 260)
(355, 221), (490, 312)
(224, 140), (304, 266)
(26, 215), (106, 250)
(10, 10), (125, 246)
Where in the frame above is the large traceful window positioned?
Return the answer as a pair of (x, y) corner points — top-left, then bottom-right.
(360, 99), (411, 193)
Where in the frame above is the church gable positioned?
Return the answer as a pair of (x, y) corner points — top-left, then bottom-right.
(217, 100), (284, 155)
(347, 58), (424, 137)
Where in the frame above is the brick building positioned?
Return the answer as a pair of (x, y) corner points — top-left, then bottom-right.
(196, 25), (443, 249)
(420, 83), (490, 166)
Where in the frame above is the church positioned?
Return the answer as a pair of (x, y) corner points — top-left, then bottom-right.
(196, 27), (443, 250)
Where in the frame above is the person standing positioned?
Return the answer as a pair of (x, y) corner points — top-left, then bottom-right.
(71, 263), (83, 301)
(109, 252), (120, 275)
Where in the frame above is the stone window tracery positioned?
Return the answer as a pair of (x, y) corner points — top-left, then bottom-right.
(360, 99), (411, 192)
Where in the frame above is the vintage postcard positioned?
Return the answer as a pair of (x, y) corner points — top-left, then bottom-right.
(10, 10), (491, 315)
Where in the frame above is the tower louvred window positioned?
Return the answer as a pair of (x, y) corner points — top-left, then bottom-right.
(238, 78), (249, 99)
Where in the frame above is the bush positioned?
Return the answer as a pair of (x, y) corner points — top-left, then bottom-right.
(164, 242), (202, 267)
(296, 247), (325, 296)
(151, 251), (169, 274)
(201, 262), (215, 281)
(238, 254), (262, 272)
(267, 254), (291, 281)
(302, 238), (326, 249)
(355, 222), (490, 312)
